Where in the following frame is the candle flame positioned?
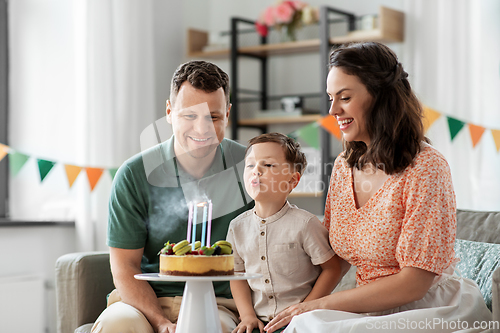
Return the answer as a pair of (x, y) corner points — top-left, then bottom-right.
(197, 202), (207, 207)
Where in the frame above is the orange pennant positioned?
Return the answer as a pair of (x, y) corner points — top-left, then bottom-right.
(423, 106), (441, 132)
(491, 129), (500, 153)
(0, 143), (8, 162)
(64, 164), (82, 188)
(86, 167), (104, 191)
(468, 124), (486, 148)
(318, 115), (342, 140)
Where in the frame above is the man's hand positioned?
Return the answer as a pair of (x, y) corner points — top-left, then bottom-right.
(110, 247), (176, 333)
(232, 315), (264, 333)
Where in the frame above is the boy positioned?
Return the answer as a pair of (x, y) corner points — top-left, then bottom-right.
(226, 133), (339, 333)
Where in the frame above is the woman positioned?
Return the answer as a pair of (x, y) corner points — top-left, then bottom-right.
(264, 42), (491, 333)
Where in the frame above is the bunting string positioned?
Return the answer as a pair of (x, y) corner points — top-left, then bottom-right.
(0, 143), (118, 192)
(0, 105), (499, 191)
(423, 106), (500, 152)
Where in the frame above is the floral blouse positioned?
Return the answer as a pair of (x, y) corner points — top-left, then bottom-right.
(323, 143), (457, 286)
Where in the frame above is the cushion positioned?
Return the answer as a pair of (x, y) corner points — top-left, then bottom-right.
(56, 252), (113, 333)
(493, 266), (500, 323)
(456, 209), (500, 244)
(454, 239), (500, 310)
(75, 323), (93, 333)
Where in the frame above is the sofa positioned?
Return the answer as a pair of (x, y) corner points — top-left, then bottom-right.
(55, 209), (500, 333)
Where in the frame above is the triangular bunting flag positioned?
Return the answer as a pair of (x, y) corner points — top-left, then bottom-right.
(86, 167), (104, 191)
(37, 159), (56, 182)
(9, 151), (30, 177)
(423, 106), (441, 132)
(109, 168), (118, 180)
(296, 122), (320, 149)
(287, 131), (299, 141)
(318, 115), (342, 140)
(65, 164), (82, 188)
(447, 117), (466, 141)
(468, 124), (486, 148)
(491, 129), (500, 153)
(0, 143), (8, 162)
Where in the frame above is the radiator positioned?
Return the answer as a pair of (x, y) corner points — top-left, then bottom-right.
(0, 275), (45, 333)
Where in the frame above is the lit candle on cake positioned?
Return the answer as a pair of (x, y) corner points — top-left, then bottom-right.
(186, 201), (193, 243)
(191, 203), (198, 250)
(207, 200), (213, 247)
(201, 202), (208, 247)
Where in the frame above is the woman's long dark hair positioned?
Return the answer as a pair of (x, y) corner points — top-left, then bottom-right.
(329, 42), (429, 174)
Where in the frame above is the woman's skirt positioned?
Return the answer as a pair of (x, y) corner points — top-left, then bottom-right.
(284, 275), (494, 332)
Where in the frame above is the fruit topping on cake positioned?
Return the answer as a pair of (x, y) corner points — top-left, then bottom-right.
(159, 240), (233, 256)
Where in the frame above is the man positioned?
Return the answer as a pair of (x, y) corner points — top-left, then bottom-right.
(92, 61), (253, 333)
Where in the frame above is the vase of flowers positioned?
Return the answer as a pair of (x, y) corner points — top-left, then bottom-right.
(255, 1), (319, 42)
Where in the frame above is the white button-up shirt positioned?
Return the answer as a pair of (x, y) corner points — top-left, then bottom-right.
(227, 201), (335, 321)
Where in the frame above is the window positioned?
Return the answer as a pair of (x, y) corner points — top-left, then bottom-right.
(0, 0), (8, 218)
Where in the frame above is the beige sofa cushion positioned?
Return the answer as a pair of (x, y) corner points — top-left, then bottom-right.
(456, 209), (500, 244)
(55, 252), (113, 333)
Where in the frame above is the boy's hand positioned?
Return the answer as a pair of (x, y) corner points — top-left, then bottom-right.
(232, 315), (265, 333)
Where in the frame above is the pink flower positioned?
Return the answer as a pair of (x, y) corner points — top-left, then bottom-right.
(255, 21), (268, 37)
(275, 2), (295, 24)
(291, 1), (307, 10)
(255, 1), (317, 37)
(263, 6), (276, 27)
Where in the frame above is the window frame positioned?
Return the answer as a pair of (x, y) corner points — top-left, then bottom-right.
(0, 0), (9, 219)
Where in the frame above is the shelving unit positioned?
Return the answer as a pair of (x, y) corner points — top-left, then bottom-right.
(187, 7), (404, 58)
(238, 114), (322, 126)
(187, 6), (404, 201)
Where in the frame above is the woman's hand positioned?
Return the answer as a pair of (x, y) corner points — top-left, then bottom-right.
(156, 321), (176, 333)
(264, 300), (319, 333)
(232, 315), (265, 333)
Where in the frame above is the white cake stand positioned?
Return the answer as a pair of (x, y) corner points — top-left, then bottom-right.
(135, 272), (262, 333)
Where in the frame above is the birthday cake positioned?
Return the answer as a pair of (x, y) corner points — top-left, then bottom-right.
(159, 240), (234, 276)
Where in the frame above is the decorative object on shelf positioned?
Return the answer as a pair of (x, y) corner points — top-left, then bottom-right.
(255, 1), (319, 42)
(360, 14), (377, 31)
(202, 32), (230, 53)
(281, 96), (303, 112)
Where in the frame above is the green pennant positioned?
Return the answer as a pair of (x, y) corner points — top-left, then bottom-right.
(37, 159), (56, 181)
(447, 117), (466, 141)
(287, 131), (299, 141)
(109, 168), (118, 180)
(297, 122), (320, 149)
(9, 151), (30, 177)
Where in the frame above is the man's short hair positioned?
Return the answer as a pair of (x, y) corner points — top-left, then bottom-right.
(170, 60), (230, 108)
(246, 132), (307, 176)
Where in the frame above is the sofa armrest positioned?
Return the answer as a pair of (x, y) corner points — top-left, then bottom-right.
(493, 266), (500, 332)
(55, 252), (114, 333)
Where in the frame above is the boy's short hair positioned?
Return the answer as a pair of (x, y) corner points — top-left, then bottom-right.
(246, 132), (307, 176)
(170, 60), (230, 108)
